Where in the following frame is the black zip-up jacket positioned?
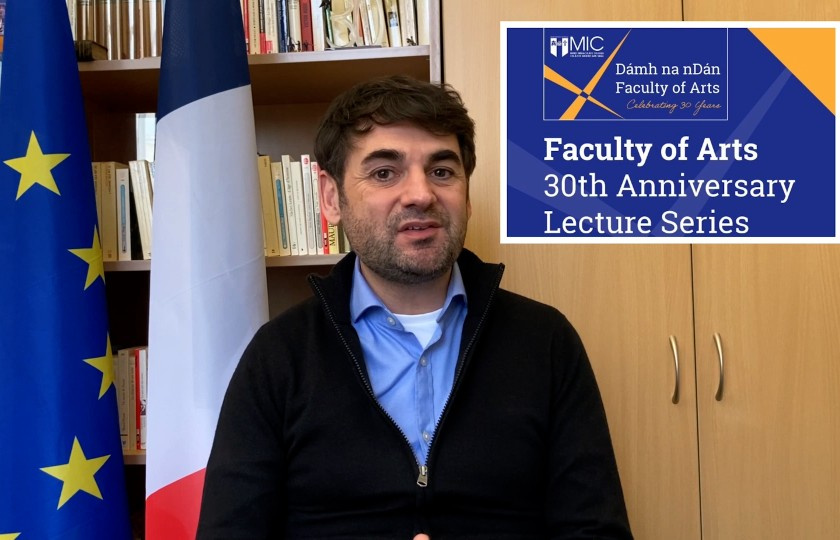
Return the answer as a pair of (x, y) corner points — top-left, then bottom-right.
(198, 249), (632, 539)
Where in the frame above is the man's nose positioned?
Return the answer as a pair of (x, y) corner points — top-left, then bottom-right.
(399, 167), (436, 208)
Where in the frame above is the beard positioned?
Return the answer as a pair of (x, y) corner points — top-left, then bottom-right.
(339, 202), (468, 285)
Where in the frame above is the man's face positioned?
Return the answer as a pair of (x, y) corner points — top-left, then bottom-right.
(324, 122), (471, 285)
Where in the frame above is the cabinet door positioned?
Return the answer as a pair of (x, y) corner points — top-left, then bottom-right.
(693, 245), (840, 540)
(442, 2), (700, 539)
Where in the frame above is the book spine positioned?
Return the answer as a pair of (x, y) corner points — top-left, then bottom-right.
(116, 166), (132, 261)
(126, 348), (137, 453)
(128, 160), (153, 259)
(138, 347), (147, 451)
(300, 154), (317, 255)
(264, 0), (277, 53)
(327, 223), (340, 254)
(287, 0), (302, 51)
(398, 0), (416, 46)
(289, 160), (308, 255)
(271, 162), (292, 256)
(257, 155), (281, 256)
(310, 0), (325, 51)
(116, 348), (130, 452)
(240, 0), (249, 52)
(134, 348), (141, 451)
(299, 0), (313, 51)
(280, 156), (300, 254)
(144, 0), (161, 57)
(310, 160), (323, 255)
(92, 162), (103, 233)
(384, 0), (401, 47)
(101, 162), (119, 261)
(258, 0), (267, 53)
(415, 0), (428, 45)
(276, 0), (288, 52)
(247, 0), (260, 54)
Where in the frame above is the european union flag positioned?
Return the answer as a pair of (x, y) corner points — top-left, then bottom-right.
(0, 1), (131, 538)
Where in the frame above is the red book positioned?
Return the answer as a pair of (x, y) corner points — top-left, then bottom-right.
(300, 0), (313, 51)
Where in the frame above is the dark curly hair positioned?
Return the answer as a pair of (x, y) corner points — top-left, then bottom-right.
(314, 75), (476, 187)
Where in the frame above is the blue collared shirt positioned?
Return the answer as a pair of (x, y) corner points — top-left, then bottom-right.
(350, 259), (468, 465)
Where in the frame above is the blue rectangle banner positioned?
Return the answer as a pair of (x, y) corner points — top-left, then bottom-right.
(503, 23), (839, 242)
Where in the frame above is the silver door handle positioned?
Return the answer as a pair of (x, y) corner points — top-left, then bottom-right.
(713, 333), (724, 401)
(669, 335), (679, 404)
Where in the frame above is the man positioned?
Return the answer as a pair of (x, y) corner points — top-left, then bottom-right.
(198, 75), (632, 539)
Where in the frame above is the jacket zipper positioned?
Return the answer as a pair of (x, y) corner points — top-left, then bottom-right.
(423, 265), (505, 476)
(309, 276), (425, 485)
(309, 263), (505, 489)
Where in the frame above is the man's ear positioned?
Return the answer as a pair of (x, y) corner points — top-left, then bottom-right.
(319, 170), (341, 225)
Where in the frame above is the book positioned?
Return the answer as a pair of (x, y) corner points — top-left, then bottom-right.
(115, 165), (132, 261)
(92, 162), (103, 232)
(137, 347), (148, 451)
(415, 0), (428, 45)
(143, 0), (162, 57)
(247, 0), (260, 54)
(258, 0), (267, 53)
(300, 154), (317, 255)
(99, 161), (125, 262)
(74, 39), (108, 61)
(115, 348), (130, 451)
(384, 0), (401, 47)
(125, 347), (137, 453)
(264, 0), (278, 53)
(76, 0), (96, 42)
(280, 156), (301, 255)
(285, 157), (308, 255)
(257, 155), (281, 256)
(128, 160), (153, 259)
(287, 0), (303, 51)
(240, 0), (249, 52)
(93, 0), (120, 59)
(276, 0), (289, 52)
(364, 0), (389, 47)
(300, 0), (313, 51)
(327, 222), (340, 254)
(398, 0), (418, 47)
(310, 160), (324, 254)
(270, 162), (292, 256)
(310, 0), (325, 51)
(119, 0), (140, 59)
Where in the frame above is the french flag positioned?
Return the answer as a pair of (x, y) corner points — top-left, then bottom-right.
(146, 0), (269, 537)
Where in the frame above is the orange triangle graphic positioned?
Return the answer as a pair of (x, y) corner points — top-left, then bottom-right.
(749, 28), (835, 115)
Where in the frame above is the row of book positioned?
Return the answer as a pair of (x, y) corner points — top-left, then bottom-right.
(257, 153), (352, 257)
(93, 160), (154, 262)
(115, 346), (148, 455)
(67, 0), (163, 60)
(243, 0), (428, 54)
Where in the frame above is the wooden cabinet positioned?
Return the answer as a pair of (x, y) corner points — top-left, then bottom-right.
(442, 1), (839, 538)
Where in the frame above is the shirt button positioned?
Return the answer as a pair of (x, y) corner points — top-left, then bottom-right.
(419, 356), (428, 366)
(386, 316), (396, 326)
(422, 431), (431, 442)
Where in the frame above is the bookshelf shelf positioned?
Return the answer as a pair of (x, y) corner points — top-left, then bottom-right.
(79, 46), (433, 111)
(103, 255), (345, 273)
(123, 453), (147, 466)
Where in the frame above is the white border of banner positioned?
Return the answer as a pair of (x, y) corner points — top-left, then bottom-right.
(500, 21), (840, 244)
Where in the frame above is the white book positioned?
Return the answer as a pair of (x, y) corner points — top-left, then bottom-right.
(397, 0), (417, 46)
(310, 0), (326, 51)
(384, 0), (401, 47)
(279, 157), (300, 255)
(310, 160), (324, 255)
(138, 347), (148, 451)
(300, 154), (317, 255)
(287, 0), (302, 51)
(115, 166), (132, 261)
(128, 160), (153, 260)
(286, 157), (308, 255)
(415, 0), (428, 45)
(265, 0), (278, 53)
(271, 162), (292, 256)
(247, 0), (260, 54)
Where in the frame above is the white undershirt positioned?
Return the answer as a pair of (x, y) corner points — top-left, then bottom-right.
(393, 309), (442, 349)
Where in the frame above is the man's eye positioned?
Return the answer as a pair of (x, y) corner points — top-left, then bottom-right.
(431, 168), (453, 179)
(372, 169), (395, 181)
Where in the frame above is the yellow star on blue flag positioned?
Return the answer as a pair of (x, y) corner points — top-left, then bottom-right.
(0, 0), (130, 537)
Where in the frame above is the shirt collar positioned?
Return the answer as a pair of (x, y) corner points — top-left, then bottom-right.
(350, 257), (467, 323)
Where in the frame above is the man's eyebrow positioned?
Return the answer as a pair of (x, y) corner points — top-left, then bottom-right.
(360, 149), (404, 166)
(427, 149), (462, 166)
